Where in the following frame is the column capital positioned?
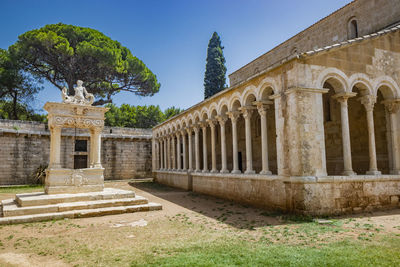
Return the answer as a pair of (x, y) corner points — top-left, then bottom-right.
(239, 106), (256, 119)
(180, 128), (187, 136)
(199, 121), (208, 129)
(215, 115), (228, 125)
(359, 95), (377, 112)
(206, 119), (217, 128)
(186, 127), (192, 135)
(227, 111), (241, 122)
(332, 92), (357, 102)
(193, 125), (200, 133)
(91, 127), (103, 134)
(253, 101), (272, 116)
(382, 99), (400, 114)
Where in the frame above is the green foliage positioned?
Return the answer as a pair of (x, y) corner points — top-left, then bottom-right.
(105, 104), (181, 128)
(204, 32), (227, 99)
(0, 100), (47, 122)
(164, 106), (184, 120)
(0, 49), (42, 119)
(9, 23), (160, 105)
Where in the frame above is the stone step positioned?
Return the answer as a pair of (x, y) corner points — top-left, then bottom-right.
(2, 196), (149, 217)
(14, 188), (135, 207)
(0, 202), (162, 225)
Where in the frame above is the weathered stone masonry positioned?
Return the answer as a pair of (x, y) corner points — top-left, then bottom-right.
(152, 0), (400, 215)
(0, 120), (152, 185)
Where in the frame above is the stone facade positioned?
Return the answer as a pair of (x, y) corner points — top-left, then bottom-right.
(0, 120), (152, 185)
(152, 0), (400, 215)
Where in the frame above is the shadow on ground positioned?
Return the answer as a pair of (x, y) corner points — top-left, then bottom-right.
(128, 180), (400, 230)
(129, 181), (314, 229)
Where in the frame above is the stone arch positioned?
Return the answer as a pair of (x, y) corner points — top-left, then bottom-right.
(257, 77), (279, 97)
(349, 73), (374, 96)
(316, 67), (349, 91)
(243, 92), (257, 106)
(229, 92), (242, 111)
(208, 103), (219, 119)
(241, 85), (257, 105)
(200, 107), (209, 121)
(217, 99), (229, 115)
(193, 111), (201, 123)
(373, 76), (400, 99)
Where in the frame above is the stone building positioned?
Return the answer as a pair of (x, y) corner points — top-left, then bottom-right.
(152, 0), (400, 215)
(0, 120), (152, 185)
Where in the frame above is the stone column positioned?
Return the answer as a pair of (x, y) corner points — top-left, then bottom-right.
(216, 115), (229, 173)
(172, 135), (176, 170)
(360, 95), (381, 175)
(227, 111), (241, 174)
(91, 127), (103, 168)
(168, 136), (172, 170)
(49, 125), (62, 168)
(255, 102), (272, 175)
(201, 122), (209, 172)
(176, 132), (181, 170)
(384, 100), (400, 174)
(164, 137), (167, 170)
(333, 93), (357, 176)
(182, 130), (187, 170)
(240, 107), (255, 174)
(194, 126), (201, 172)
(208, 119), (217, 173)
(186, 128), (193, 171)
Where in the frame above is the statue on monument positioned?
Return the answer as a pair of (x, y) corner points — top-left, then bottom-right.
(62, 80), (95, 105)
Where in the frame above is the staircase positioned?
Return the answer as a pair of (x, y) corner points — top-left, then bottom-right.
(0, 188), (162, 224)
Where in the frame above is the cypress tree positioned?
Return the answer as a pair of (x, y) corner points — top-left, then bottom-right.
(204, 32), (226, 99)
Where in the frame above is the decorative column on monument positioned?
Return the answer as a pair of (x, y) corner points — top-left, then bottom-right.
(44, 80), (109, 194)
(360, 95), (381, 175)
(333, 92), (357, 176)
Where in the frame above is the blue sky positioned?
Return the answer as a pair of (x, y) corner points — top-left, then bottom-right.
(1, 0), (352, 113)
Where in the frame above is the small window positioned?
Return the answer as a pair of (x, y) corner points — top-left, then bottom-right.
(75, 140), (87, 152)
(348, 19), (358, 39)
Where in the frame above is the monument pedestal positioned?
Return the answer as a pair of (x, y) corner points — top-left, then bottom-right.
(45, 168), (105, 194)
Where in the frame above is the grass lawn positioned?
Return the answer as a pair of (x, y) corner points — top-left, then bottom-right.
(0, 181), (399, 266)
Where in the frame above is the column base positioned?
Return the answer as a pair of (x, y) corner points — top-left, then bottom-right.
(260, 170), (272, 175)
(366, 170), (382, 175)
(210, 169), (218, 173)
(220, 169), (230, 173)
(390, 170), (400, 175)
(202, 169), (209, 173)
(187, 169), (193, 172)
(342, 170), (356, 176)
(245, 170), (255, 174)
(231, 170), (241, 174)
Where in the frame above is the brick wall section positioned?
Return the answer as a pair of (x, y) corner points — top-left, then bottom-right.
(229, 0), (400, 86)
(0, 120), (152, 185)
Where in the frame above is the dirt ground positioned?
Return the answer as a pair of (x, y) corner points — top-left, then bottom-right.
(0, 180), (399, 266)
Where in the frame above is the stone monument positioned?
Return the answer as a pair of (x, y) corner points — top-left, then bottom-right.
(44, 80), (108, 194)
(0, 81), (162, 224)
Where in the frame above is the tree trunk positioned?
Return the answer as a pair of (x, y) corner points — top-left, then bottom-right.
(12, 92), (18, 120)
(67, 80), (75, 96)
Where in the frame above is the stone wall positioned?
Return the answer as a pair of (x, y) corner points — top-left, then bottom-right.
(229, 0), (400, 86)
(0, 120), (152, 185)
